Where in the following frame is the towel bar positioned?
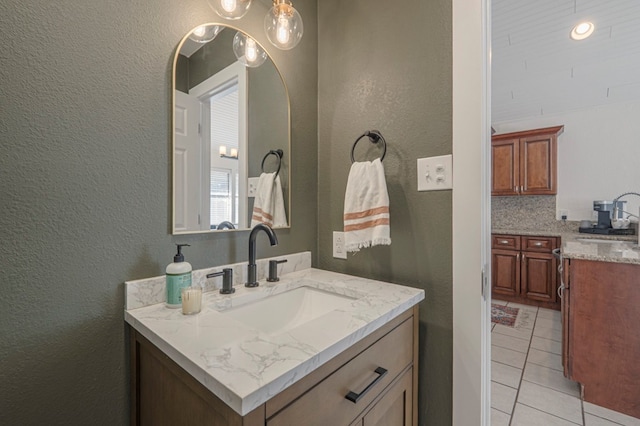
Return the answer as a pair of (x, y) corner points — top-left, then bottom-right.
(261, 149), (283, 176)
(350, 130), (387, 163)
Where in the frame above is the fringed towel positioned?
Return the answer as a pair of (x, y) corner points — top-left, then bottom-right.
(343, 158), (391, 252)
(251, 172), (287, 228)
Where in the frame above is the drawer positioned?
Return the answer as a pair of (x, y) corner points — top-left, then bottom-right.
(492, 234), (521, 250)
(522, 236), (558, 253)
(267, 317), (414, 426)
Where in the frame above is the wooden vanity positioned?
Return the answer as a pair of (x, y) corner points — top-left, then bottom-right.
(125, 264), (424, 426)
(562, 257), (640, 418)
(129, 306), (418, 426)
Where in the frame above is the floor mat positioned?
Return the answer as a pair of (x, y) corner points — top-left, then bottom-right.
(491, 304), (519, 327)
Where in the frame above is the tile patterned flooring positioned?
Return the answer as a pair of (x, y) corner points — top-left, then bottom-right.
(491, 300), (640, 426)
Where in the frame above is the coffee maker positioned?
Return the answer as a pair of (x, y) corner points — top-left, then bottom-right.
(579, 200), (634, 235)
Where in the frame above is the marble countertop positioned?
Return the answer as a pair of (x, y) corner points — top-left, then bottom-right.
(492, 228), (640, 264)
(125, 267), (425, 416)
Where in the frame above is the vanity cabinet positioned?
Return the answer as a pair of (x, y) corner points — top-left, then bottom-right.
(562, 259), (640, 418)
(491, 126), (563, 196)
(492, 234), (560, 310)
(129, 306), (418, 426)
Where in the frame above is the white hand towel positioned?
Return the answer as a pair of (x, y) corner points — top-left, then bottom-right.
(343, 158), (391, 252)
(251, 172), (287, 228)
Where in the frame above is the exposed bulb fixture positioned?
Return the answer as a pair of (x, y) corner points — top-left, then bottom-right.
(570, 21), (594, 40)
(232, 32), (267, 67)
(189, 25), (223, 43)
(209, 0), (251, 20)
(264, 0), (303, 50)
(219, 145), (239, 159)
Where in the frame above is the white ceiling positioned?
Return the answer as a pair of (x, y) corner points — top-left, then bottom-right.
(492, 0), (640, 122)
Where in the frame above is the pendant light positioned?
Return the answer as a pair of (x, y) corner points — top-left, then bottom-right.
(209, 0), (252, 20)
(189, 24), (223, 43)
(264, 0), (303, 50)
(232, 32), (267, 68)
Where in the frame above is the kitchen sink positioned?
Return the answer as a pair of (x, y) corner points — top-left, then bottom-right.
(219, 286), (357, 335)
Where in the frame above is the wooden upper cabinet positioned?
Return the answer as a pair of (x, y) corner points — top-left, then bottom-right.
(491, 139), (520, 195)
(492, 126), (563, 196)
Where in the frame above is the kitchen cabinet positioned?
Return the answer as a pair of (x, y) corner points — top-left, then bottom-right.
(129, 306), (419, 426)
(491, 126), (563, 196)
(562, 259), (640, 419)
(492, 234), (560, 310)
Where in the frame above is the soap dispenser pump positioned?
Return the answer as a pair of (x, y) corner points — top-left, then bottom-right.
(166, 244), (193, 308)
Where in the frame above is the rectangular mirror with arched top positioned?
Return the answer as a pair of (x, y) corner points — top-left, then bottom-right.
(173, 24), (290, 234)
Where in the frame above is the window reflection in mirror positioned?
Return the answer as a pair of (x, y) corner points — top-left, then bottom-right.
(172, 24), (290, 234)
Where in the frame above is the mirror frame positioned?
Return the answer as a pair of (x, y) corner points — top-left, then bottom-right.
(171, 23), (292, 234)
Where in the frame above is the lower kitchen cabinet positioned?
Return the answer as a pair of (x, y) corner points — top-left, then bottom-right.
(130, 306), (419, 426)
(492, 234), (560, 309)
(562, 259), (640, 419)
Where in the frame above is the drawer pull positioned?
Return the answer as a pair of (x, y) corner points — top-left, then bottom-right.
(533, 242), (543, 247)
(500, 240), (509, 245)
(345, 367), (388, 403)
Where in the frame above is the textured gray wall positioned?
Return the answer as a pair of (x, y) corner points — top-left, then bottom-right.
(317, 0), (453, 424)
(0, 0), (317, 424)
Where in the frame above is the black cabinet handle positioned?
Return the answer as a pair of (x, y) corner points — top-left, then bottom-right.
(345, 367), (388, 403)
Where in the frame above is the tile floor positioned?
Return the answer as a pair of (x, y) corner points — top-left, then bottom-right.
(491, 300), (640, 426)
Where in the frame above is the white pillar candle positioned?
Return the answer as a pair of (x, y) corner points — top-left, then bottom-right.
(181, 286), (202, 315)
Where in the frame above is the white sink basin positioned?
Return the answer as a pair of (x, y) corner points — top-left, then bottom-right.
(220, 286), (357, 335)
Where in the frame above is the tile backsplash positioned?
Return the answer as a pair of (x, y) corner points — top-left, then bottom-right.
(492, 195), (579, 232)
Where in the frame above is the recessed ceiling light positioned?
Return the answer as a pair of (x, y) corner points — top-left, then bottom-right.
(570, 21), (594, 40)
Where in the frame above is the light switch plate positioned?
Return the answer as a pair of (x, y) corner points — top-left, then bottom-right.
(417, 154), (453, 191)
(333, 231), (347, 259)
(248, 177), (259, 197)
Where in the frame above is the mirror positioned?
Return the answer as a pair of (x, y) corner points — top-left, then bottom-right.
(172, 24), (290, 234)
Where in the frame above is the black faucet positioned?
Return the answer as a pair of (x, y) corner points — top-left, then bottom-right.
(216, 221), (236, 230)
(207, 268), (234, 294)
(267, 259), (288, 282)
(246, 223), (278, 287)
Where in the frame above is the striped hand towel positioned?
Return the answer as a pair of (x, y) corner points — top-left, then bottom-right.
(251, 172), (287, 228)
(343, 158), (391, 252)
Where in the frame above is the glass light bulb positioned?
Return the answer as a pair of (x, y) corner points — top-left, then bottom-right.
(193, 26), (206, 37)
(188, 25), (222, 44)
(208, 0), (251, 20)
(232, 31), (267, 68)
(276, 15), (291, 45)
(245, 38), (258, 62)
(221, 0), (237, 12)
(264, 1), (303, 50)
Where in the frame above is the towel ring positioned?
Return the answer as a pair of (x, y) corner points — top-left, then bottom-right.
(261, 149), (283, 176)
(350, 130), (387, 163)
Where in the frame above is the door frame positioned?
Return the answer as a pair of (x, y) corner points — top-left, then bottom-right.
(452, 0), (491, 424)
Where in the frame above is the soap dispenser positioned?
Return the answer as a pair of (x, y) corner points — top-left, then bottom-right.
(166, 244), (192, 308)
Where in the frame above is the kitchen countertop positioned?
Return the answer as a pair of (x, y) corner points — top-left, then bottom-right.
(493, 228), (640, 265)
(125, 267), (425, 416)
